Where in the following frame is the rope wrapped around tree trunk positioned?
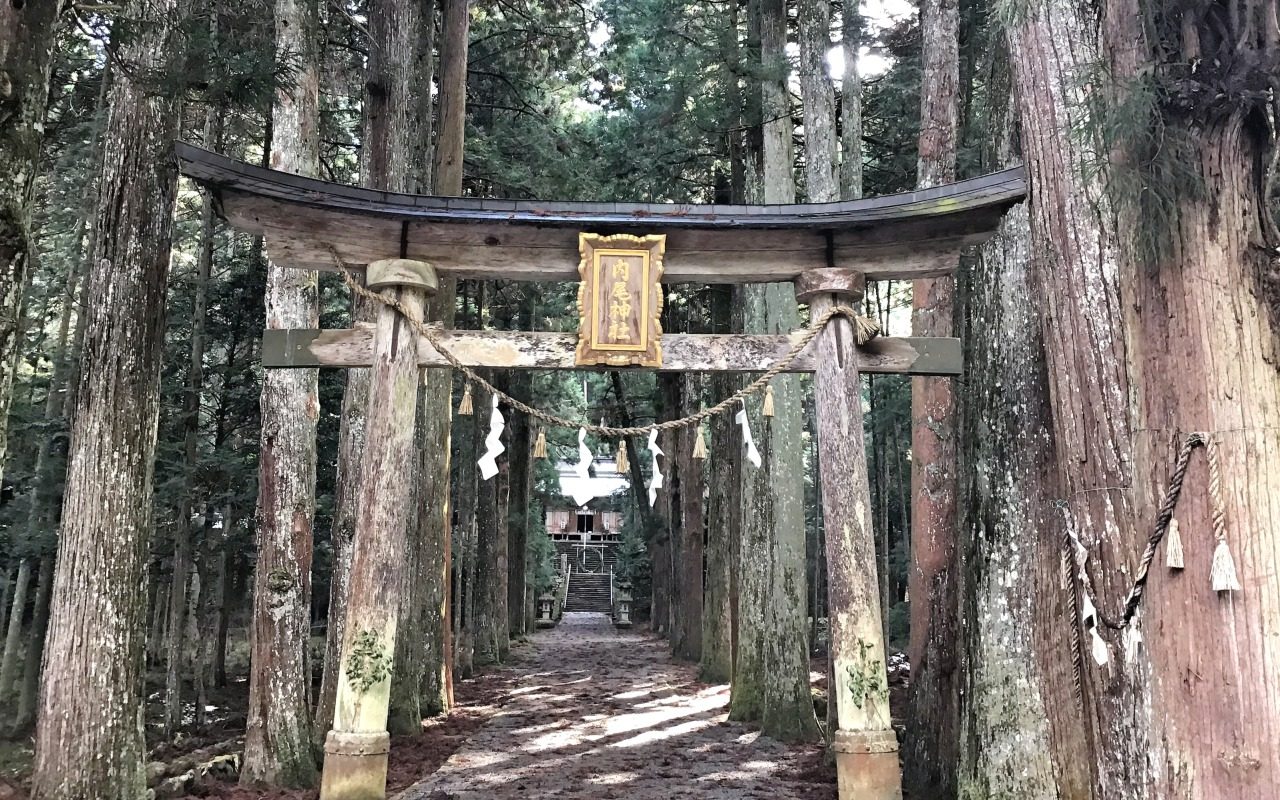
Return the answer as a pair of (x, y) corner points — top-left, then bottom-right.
(1091, 431), (1241, 631)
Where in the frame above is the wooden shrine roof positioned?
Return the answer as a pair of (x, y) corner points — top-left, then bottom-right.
(177, 142), (1026, 283)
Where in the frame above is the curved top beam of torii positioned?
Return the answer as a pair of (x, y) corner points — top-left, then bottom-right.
(176, 142), (1026, 284)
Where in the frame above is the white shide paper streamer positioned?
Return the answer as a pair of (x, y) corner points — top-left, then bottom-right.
(736, 408), (762, 468)
(647, 429), (664, 507)
(569, 427), (596, 507)
(477, 394), (506, 481)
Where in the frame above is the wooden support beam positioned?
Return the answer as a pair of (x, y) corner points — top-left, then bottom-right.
(175, 144), (1027, 283)
(227, 192), (994, 281)
(261, 327), (962, 376)
(320, 263), (434, 800)
(805, 270), (903, 800)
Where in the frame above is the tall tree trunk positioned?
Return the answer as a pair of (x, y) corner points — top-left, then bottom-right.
(30, 1), (183, 794)
(665, 368), (686, 650)
(212, 506), (236, 689)
(415, 0), (455, 721)
(700, 288), (737, 683)
(0, 0), (66, 490)
(672, 374), (704, 662)
(419, 0), (455, 706)
(906, 0), (960, 793)
(954, 40), (1080, 797)
(433, 0), (470, 196)
(797, 0), (837, 203)
(185, 559), (206, 729)
(0, 568), (12, 663)
(473, 378), (509, 667)
(452, 377), (480, 679)
(242, 0), (322, 786)
(165, 110), (219, 740)
(839, 5), (863, 200)
(1119, 111), (1280, 799)
(431, 0), (468, 696)
(729, 0), (819, 744)
(506, 371), (532, 639)
(703, 2), (745, 680)
(0, 558), (32, 701)
(8, 147), (92, 724)
(12, 557), (53, 735)
(962, 4), (1280, 798)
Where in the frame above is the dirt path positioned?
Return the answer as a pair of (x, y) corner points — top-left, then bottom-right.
(397, 613), (835, 800)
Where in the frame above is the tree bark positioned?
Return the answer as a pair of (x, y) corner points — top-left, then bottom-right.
(729, 0), (818, 743)
(960, 5), (1280, 798)
(797, 0), (837, 203)
(0, 569), (12, 668)
(452, 340), (481, 679)
(839, 6), (863, 200)
(0, 558), (32, 701)
(700, 288), (737, 683)
(906, 0), (961, 794)
(473, 379), (509, 667)
(0, 0), (67, 491)
(433, 0), (470, 196)
(506, 372), (532, 639)
(12, 557), (53, 735)
(672, 374), (704, 662)
(165, 109), (219, 740)
(31, 2), (183, 793)
(242, 0), (322, 786)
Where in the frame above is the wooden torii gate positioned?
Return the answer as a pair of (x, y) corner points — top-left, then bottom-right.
(177, 143), (1025, 800)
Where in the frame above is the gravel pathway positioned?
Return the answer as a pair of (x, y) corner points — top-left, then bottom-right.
(396, 612), (835, 800)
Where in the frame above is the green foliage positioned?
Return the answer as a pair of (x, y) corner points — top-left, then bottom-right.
(526, 509), (558, 595)
(615, 501), (652, 615)
(846, 638), (888, 709)
(345, 629), (391, 693)
(1078, 64), (1202, 263)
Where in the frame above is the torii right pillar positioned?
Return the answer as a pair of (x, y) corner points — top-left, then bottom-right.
(798, 268), (903, 800)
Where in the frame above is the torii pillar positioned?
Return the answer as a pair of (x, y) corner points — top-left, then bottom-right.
(320, 259), (436, 800)
(798, 268), (903, 800)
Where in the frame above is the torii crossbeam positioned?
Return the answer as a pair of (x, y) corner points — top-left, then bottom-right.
(177, 142), (1026, 800)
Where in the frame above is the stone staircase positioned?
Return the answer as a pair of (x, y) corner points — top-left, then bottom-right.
(564, 571), (612, 613)
(556, 542), (620, 614)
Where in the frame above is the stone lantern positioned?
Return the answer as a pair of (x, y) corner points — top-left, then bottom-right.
(613, 589), (633, 629)
(536, 593), (557, 628)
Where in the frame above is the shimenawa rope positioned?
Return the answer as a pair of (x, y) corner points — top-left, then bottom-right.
(1091, 432), (1240, 632)
(332, 249), (880, 438)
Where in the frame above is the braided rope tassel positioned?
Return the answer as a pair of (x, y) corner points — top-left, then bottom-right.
(1205, 437), (1242, 593)
(1165, 517), (1184, 569)
(616, 440), (629, 474)
(691, 425), (707, 459)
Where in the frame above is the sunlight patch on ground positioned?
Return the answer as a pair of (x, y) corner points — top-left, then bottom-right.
(610, 713), (722, 749)
(586, 771), (639, 785)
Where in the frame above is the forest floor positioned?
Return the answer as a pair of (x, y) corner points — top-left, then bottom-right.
(395, 612), (835, 800)
(1, 614), (839, 799)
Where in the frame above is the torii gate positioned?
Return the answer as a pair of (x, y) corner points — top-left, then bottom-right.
(177, 142), (1025, 800)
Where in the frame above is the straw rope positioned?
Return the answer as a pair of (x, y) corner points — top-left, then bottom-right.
(331, 248), (880, 437)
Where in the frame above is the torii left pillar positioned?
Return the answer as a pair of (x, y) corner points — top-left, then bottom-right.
(798, 268), (903, 800)
(320, 258), (437, 800)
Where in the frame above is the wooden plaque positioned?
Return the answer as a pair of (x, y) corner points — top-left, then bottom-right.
(575, 233), (665, 367)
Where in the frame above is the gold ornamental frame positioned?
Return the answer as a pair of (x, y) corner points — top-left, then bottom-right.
(575, 233), (666, 367)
